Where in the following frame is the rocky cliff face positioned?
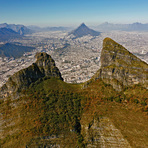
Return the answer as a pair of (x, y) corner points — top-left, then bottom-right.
(81, 117), (131, 148)
(91, 38), (148, 91)
(0, 52), (63, 98)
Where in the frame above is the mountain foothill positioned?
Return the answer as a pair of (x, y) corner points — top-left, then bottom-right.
(0, 43), (35, 59)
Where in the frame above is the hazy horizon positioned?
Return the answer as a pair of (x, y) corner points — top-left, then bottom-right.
(1, 0), (148, 27)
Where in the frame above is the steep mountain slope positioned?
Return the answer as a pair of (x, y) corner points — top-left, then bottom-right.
(0, 23), (33, 35)
(0, 37), (148, 148)
(0, 52), (83, 148)
(0, 28), (22, 41)
(89, 37), (148, 91)
(0, 52), (63, 99)
(0, 78), (83, 147)
(69, 23), (100, 38)
(0, 43), (35, 58)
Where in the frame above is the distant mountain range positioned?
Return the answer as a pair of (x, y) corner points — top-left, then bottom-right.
(0, 43), (35, 58)
(1, 22), (148, 36)
(94, 22), (148, 31)
(27, 22), (148, 33)
(0, 28), (22, 42)
(27, 25), (72, 32)
(0, 23), (33, 35)
(68, 23), (101, 38)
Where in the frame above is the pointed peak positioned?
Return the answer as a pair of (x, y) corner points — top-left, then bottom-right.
(103, 37), (124, 50)
(35, 52), (52, 61)
(0, 52), (63, 98)
(80, 23), (87, 27)
(77, 23), (88, 29)
(69, 23), (100, 38)
(103, 37), (117, 44)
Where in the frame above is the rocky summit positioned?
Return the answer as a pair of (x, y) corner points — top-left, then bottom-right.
(0, 52), (63, 98)
(90, 37), (148, 91)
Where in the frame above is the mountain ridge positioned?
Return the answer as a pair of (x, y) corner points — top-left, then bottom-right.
(0, 23), (33, 35)
(0, 38), (148, 147)
(0, 28), (22, 41)
(95, 22), (148, 31)
(27, 25), (72, 32)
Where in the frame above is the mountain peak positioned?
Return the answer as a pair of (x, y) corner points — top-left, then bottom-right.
(69, 23), (100, 38)
(102, 37), (128, 53)
(91, 38), (148, 91)
(0, 52), (63, 98)
(79, 22), (87, 27)
(103, 37), (116, 45)
(35, 52), (52, 61)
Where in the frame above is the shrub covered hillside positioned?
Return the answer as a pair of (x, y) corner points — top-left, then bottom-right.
(0, 38), (148, 147)
(0, 77), (85, 147)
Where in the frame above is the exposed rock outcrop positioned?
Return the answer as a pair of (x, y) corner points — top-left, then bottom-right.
(91, 38), (148, 91)
(81, 117), (131, 147)
(0, 52), (63, 98)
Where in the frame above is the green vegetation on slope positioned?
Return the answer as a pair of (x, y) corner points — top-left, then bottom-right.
(81, 79), (148, 147)
(0, 77), (148, 148)
(0, 42), (148, 148)
(0, 78), (85, 148)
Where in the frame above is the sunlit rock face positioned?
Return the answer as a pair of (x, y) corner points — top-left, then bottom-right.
(92, 38), (148, 91)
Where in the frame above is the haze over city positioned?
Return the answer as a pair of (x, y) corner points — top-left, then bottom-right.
(1, 0), (148, 27)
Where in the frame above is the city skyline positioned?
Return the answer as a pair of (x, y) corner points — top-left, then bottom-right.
(0, 0), (148, 27)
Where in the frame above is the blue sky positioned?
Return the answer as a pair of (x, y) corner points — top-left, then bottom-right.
(0, 0), (148, 27)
